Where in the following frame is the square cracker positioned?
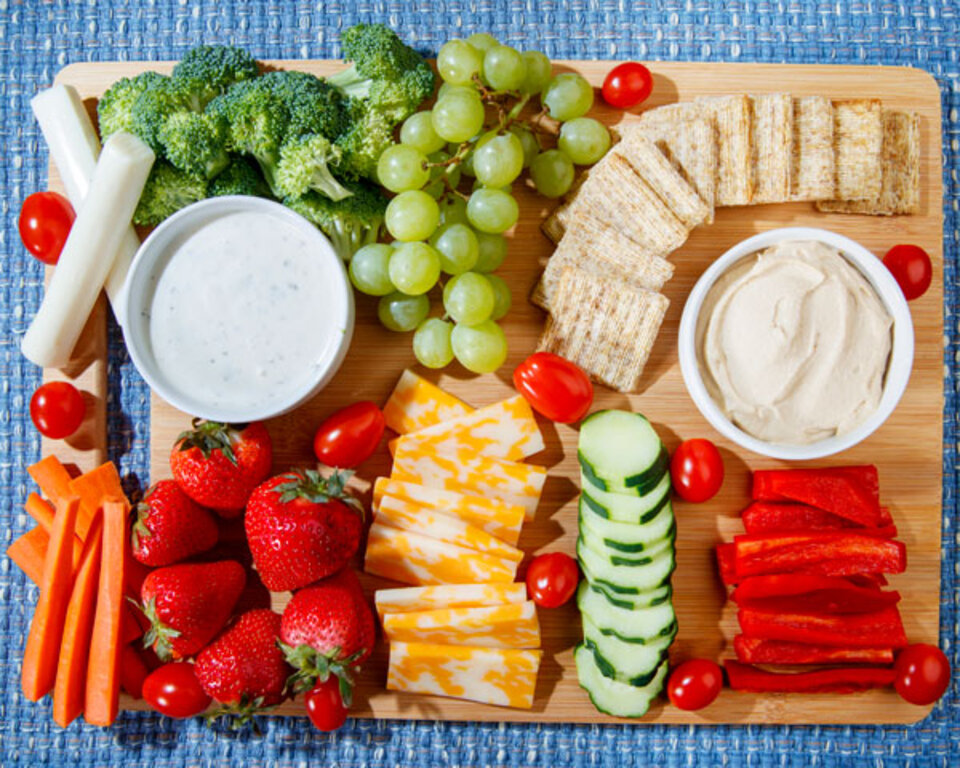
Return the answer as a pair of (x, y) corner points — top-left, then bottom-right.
(824, 99), (884, 202)
(695, 95), (753, 206)
(749, 94), (793, 204)
(538, 266), (669, 393)
(790, 95), (835, 201)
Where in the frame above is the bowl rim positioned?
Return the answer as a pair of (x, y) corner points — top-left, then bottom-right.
(119, 195), (355, 423)
(677, 226), (915, 461)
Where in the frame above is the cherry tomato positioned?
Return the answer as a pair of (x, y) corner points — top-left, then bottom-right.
(670, 438), (724, 503)
(601, 62), (654, 109)
(313, 401), (385, 468)
(894, 643), (951, 705)
(142, 663), (211, 718)
(525, 552), (579, 608)
(883, 244), (932, 301)
(29, 381), (85, 440)
(18, 191), (75, 266)
(513, 352), (593, 424)
(305, 676), (349, 731)
(667, 659), (723, 711)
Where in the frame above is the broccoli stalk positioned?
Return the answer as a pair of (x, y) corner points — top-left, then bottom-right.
(285, 181), (387, 261)
(275, 135), (353, 201)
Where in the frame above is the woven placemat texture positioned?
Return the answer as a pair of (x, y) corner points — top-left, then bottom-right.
(1, 1), (958, 766)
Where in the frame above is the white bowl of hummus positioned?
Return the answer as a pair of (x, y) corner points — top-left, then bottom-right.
(121, 196), (354, 422)
(678, 227), (913, 460)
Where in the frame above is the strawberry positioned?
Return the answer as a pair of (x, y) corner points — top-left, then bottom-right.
(194, 609), (290, 721)
(170, 419), (272, 516)
(131, 479), (219, 566)
(244, 469), (363, 592)
(140, 560), (246, 662)
(279, 568), (376, 703)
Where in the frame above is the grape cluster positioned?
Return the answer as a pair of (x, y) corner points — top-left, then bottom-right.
(349, 32), (612, 374)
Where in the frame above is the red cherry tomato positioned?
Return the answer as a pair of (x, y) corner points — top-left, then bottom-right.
(18, 191), (75, 266)
(894, 643), (951, 705)
(29, 381), (86, 439)
(313, 401), (385, 468)
(667, 659), (723, 710)
(670, 438), (724, 503)
(601, 62), (654, 109)
(513, 352), (593, 424)
(142, 663), (211, 718)
(525, 552), (579, 608)
(883, 244), (932, 301)
(305, 676), (349, 731)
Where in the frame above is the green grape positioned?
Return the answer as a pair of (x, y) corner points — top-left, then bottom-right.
(400, 111), (446, 155)
(438, 39), (484, 86)
(471, 179), (512, 194)
(474, 231), (507, 272)
(430, 223), (479, 274)
(466, 32), (499, 53)
(466, 188), (519, 233)
(473, 132), (525, 188)
(485, 273), (512, 320)
(378, 292), (430, 332)
(348, 243), (395, 296)
(509, 124), (540, 168)
(530, 149), (575, 198)
(483, 45), (526, 91)
(413, 317), (455, 368)
(451, 320), (508, 373)
(558, 117), (612, 165)
(519, 50), (552, 95)
(443, 272), (496, 325)
(385, 190), (440, 242)
(542, 73), (594, 121)
(432, 91), (486, 143)
(437, 83), (478, 100)
(460, 148), (476, 178)
(388, 241), (442, 295)
(377, 144), (430, 193)
(439, 195), (470, 226)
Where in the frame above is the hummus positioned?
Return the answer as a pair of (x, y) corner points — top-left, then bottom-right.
(697, 240), (893, 445)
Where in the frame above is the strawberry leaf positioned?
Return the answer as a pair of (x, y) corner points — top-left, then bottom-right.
(176, 418), (243, 465)
(136, 596), (182, 662)
(269, 468), (364, 518)
(278, 640), (362, 697)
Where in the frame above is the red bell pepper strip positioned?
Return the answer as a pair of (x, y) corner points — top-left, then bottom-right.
(733, 636), (895, 665)
(846, 573), (888, 589)
(725, 661), (896, 693)
(733, 532), (906, 579)
(716, 543), (737, 585)
(737, 606), (908, 648)
(751, 469), (881, 527)
(732, 574), (901, 613)
(741, 502), (888, 534)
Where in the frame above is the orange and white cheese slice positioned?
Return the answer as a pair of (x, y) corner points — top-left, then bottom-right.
(365, 522), (519, 586)
(391, 443), (547, 520)
(392, 395), (544, 461)
(376, 497), (523, 562)
(372, 477), (525, 545)
(382, 601), (541, 648)
(382, 369), (472, 435)
(375, 583), (528, 616)
(387, 641), (542, 709)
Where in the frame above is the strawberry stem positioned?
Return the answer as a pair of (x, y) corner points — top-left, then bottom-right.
(271, 468), (364, 517)
(279, 640), (363, 707)
(175, 418), (245, 465)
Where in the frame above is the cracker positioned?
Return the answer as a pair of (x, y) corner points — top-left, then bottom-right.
(538, 266), (669, 393)
(823, 99), (884, 203)
(749, 94), (793, 204)
(790, 95), (835, 201)
(695, 95), (753, 206)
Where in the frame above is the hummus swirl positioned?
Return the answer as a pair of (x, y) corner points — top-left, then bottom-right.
(697, 240), (893, 445)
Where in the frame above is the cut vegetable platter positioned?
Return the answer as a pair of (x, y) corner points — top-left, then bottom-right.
(45, 60), (943, 724)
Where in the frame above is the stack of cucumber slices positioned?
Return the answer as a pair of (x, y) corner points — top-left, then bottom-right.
(575, 410), (677, 717)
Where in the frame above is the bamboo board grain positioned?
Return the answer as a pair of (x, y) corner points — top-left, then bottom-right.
(50, 61), (943, 725)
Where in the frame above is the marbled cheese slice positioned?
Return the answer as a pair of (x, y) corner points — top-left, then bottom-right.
(382, 370), (472, 435)
(372, 477), (525, 545)
(375, 583), (528, 616)
(382, 601), (541, 648)
(376, 497), (523, 562)
(387, 641), (542, 709)
(364, 522), (519, 585)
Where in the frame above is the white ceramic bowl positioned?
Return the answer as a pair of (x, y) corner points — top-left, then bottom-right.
(120, 196), (354, 422)
(678, 227), (914, 461)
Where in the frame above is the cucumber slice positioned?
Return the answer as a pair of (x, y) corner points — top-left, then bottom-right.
(579, 496), (676, 552)
(584, 581), (674, 610)
(577, 538), (676, 595)
(582, 615), (674, 686)
(578, 411), (668, 496)
(580, 471), (671, 524)
(580, 522), (674, 566)
(575, 644), (668, 717)
(577, 581), (676, 644)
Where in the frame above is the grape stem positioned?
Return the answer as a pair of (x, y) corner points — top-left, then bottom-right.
(524, 107), (561, 137)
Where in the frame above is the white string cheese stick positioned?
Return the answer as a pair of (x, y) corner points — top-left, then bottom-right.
(21, 132), (155, 369)
(31, 85), (142, 311)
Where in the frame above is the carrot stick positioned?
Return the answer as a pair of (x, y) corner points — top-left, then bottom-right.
(25, 492), (56, 530)
(68, 462), (124, 540)
(119, 645), (149, 699)
(52, 515), (104, 727)
(21, 495), (81, 702)
(7, 527), (52, 585)
(27, 455), (74, 505)
(84, 498), (128, 726)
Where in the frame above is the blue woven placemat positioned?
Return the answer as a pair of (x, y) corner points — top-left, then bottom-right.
(2, 2), (958, 765)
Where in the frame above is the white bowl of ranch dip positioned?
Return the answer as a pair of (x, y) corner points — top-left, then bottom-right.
(678, 227), (914, 460)
(121, 196), (354, 422)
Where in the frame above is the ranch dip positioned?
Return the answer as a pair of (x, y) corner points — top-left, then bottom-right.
(697, 240), (893, 445)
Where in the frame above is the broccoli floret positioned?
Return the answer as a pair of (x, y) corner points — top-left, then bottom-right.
(129, 80), (194, 153)
(133, 162), (207, 226)
(159, 112), (231, 179)
(97, 71), (168, 140)
(209, 156), (272, 198)
(334, 101), (395, 180)
(171, 45), (260, 110)
(275, 134), (353, 201)
(258, 70), (349, 140)
(285, 181), (386, 260)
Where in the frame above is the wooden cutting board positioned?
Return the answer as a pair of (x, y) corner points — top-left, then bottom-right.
(46, 61), (943, 725)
